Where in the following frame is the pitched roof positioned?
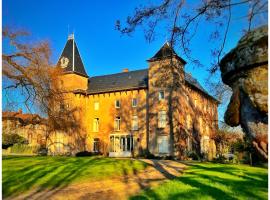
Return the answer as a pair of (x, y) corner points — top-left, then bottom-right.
(88, 69), (148, 94)
(2, 110), (44, 125)
(148, 42), (187, 64)
(86, 68), (217, 102)
(57, 34), (88, 77)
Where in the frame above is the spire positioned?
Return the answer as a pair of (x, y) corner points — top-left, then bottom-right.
(57, 34), (88, 77)
(147, 42), (187, 64)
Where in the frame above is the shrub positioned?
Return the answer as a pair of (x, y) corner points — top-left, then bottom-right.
(187, 151), (201, 160)
(213, 155), (227, 163)
(2, 133), (28, 149)
(37, 147), (48, 156)
(9, 144), (38, 155)
(75, 151), (100, 157)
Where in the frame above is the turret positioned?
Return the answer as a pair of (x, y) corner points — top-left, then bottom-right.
(57, 34), (88, 91)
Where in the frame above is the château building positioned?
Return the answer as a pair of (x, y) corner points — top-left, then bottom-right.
(51, 34), (219, 160)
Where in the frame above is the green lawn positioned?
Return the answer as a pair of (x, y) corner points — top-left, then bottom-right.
(130, 162), (268, 200)
(2, 156), (147, 198)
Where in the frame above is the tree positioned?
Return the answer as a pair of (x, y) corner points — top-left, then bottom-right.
(2, 133), (28, 149)
(116, 0), (267, 106)
(2, 27), (85, 153)
(116, 0), (267, 73)
(214, 125), (243, 157)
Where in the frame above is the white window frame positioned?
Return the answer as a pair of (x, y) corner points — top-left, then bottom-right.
(93, 138), (100, 152)
(158, 90), (165, 101)
(94, 101), (99, 111)
(114, 117), (121, 131)
(131, 115), (139, 130)
(93, 118), (99, 132)
(132, 98), (138, 107)
(115, 100), (120, 108)
(158, 111), (167, 128)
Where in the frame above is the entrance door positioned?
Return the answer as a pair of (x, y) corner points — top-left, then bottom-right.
(158, 135), (169, 154)
(109, 134), (133, 157)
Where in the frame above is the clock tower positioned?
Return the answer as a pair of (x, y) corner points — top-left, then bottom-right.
(57, 34), (88, 91)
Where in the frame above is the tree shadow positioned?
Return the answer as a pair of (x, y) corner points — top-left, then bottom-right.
(130, 162), (268, 200)
(2, 156), (147, 199)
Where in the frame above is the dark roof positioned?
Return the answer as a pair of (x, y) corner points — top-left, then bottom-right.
(87, 68), (217, 102)
(88, 69), (148, 94)
(57, 35), (88, 77)
(148, 42), (187, 64)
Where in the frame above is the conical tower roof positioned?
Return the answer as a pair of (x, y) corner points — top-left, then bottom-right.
(148, 42), (186, 64)
(57, 34), (88, 77)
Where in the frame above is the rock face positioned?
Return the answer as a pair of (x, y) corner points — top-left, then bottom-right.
(220, 25), (268, 160)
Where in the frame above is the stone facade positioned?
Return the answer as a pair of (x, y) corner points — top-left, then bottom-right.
(52, 39), (218, 160)
(2, 110), (47, 150)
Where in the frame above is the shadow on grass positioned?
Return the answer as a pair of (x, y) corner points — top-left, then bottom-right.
(2, 156), (147, 199)
(130, 162), (268, 200)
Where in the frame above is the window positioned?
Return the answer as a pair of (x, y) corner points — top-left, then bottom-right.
(206, 125), (209, 135)
(60, 103), (65, 112)
(132, 98), (137, 107)
(132, 115), (138, 130)
(93, 118), (99, 132)
(158, 111), (167, 128)
(94, 101), (99, 110)
(93, 138), (100, 152)
(194, 99), (197, 108)
(158, 91), (165, 100)
(200, 135), (209, 153)
(158, 135), (169, 153)
(199, 117), (203, 132)
(186, 115), (192, 129)
(114, 117), (121, 131)
(187, 136), (193, 151)
(115, 100), (120, 108)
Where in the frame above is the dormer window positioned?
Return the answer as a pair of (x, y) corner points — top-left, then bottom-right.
(158, 91), (165, 101)
(115, 100), (120, 108)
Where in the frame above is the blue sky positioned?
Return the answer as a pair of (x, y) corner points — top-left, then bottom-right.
(3, 0), (267, 121)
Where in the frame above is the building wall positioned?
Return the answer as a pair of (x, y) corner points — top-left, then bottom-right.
(52, 65), (218, 159)
(2, 119), (47, 148)
(84, 89), (148, 156)
(148, 57), (185, 156)
(147, 57), (218, 160)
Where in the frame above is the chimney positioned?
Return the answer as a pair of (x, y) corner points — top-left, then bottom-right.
(122, 68), (129, 73)
(18, 109), (22, 114)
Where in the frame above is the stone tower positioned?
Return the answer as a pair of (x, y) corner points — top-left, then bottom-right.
(147, 42), (187, 157)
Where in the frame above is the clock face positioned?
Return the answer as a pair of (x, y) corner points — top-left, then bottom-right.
(60, 57), (69, 68)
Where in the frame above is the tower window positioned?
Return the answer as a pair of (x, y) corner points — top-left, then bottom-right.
(158, 111), (167, 128)
(132, 98), (137, 107)
(115, 100), (120, 108)
(158, 91), (165, 100)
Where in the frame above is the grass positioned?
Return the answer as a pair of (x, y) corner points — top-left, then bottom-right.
(2, 155), (147, 198)
(130, 162), (268, 200)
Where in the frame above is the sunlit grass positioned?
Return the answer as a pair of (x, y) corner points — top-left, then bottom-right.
(2, 156), (147, 198)
(130, 162), (268, 200)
